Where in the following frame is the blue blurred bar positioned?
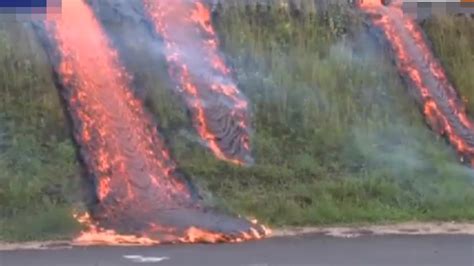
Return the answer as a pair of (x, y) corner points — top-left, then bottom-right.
(0, 0), (60, 16)
(0, 0), (47, 8)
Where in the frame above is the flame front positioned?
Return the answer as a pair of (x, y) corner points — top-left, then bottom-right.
(143, 0), (253, 165)
(359, 0), (474, 165)
(39, 0), (269, 245)
(74, 213), (271, 246)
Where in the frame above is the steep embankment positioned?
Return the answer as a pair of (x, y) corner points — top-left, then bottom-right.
(0, 23), (80, 240)
(423, 16), (474, 112)
(199, 3), (474, 225)
(0, 2), (473, 241)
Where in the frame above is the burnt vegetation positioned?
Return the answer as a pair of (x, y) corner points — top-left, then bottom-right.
(0, 2), (473, 241)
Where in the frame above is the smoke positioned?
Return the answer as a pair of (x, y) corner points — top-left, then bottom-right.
(197, 1), (474, 190)
(341, 10), (474, 183)
(335, 35), (423, 175)
(144, 0), (253, 165)
(87, 0), (253, 165)
(87, 0), (170, 98)
(329, 34), (424, 173)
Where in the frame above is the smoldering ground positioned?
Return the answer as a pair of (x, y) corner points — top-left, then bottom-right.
(29, 0), (268, 242)
(343, 25), (474, 201)
(30, 0), (474, 227)
(205, 2), (474, 224)
(88, 0), (253, 166)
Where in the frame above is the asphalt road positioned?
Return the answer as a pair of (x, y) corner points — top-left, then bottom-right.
(1, 235), (473, 266)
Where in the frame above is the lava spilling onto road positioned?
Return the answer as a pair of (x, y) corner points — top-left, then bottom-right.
(34, 0), (268, 245)
(359, 0), (474, 165)
(143, 0), (253, 166)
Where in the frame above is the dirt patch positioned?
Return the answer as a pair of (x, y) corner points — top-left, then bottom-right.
(273, 222), (474, 238)
(0, 241), (72, 251)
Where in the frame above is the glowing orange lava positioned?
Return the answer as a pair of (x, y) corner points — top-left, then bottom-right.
(73, 213), (271, 246)
(74, 213), (161, 246)
(42, 0), (269, 245)
(45, 0), (190, 204)
(359, 0), (474, 164)
(143, 0), (252, 165)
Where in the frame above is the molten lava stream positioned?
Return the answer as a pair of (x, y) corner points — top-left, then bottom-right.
(39, 0), (268, 245)
(359, 0), (474, 165)
(143, 0), (253, 166)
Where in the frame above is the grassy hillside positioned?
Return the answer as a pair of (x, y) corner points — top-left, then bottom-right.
(0, 24), (80, 241)
(0, 5), (473, 241)
(168, 5), (474, 226)
(423, 16), (474, 111)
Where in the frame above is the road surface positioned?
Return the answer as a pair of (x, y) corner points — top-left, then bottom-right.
(1, 235), (473, 266)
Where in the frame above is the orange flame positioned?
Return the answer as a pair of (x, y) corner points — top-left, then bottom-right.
(43, 0), (269, 245)
(143, 0), (251, 165)
(46, 0), (190, 205)
(73, 213), (270, 246)
(74, 213), (161, 246)
(360, 0), (474, 164)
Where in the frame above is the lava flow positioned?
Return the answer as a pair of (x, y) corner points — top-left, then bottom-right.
(359, 0), (474, 165)
(34, 0), (268, 245)
(143, 0), (253, 166)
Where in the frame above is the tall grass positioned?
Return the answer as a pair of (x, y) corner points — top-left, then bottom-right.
(155, 4), (474, 225)
(0, 24), (80, 241)
(423, 16), (474, 112)
(0, 5), (473, 241)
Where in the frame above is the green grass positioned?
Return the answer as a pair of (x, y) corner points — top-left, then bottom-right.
(423, 16), (474, 111)
(1, 207), (80, 241)
(0, 24), (81, 241)
(0, 5), (473, 241)
(156, 5), (474, 226)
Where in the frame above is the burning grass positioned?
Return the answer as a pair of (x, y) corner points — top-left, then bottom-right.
(33, 0), (267, 245)
(422, 16), (474, 113)
(166, 4), (474, 226)
(0, 2), (473, 241)
(143, 0), (253, 166)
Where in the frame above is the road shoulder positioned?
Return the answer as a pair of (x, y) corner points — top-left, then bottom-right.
(2, 222), (474, 251)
